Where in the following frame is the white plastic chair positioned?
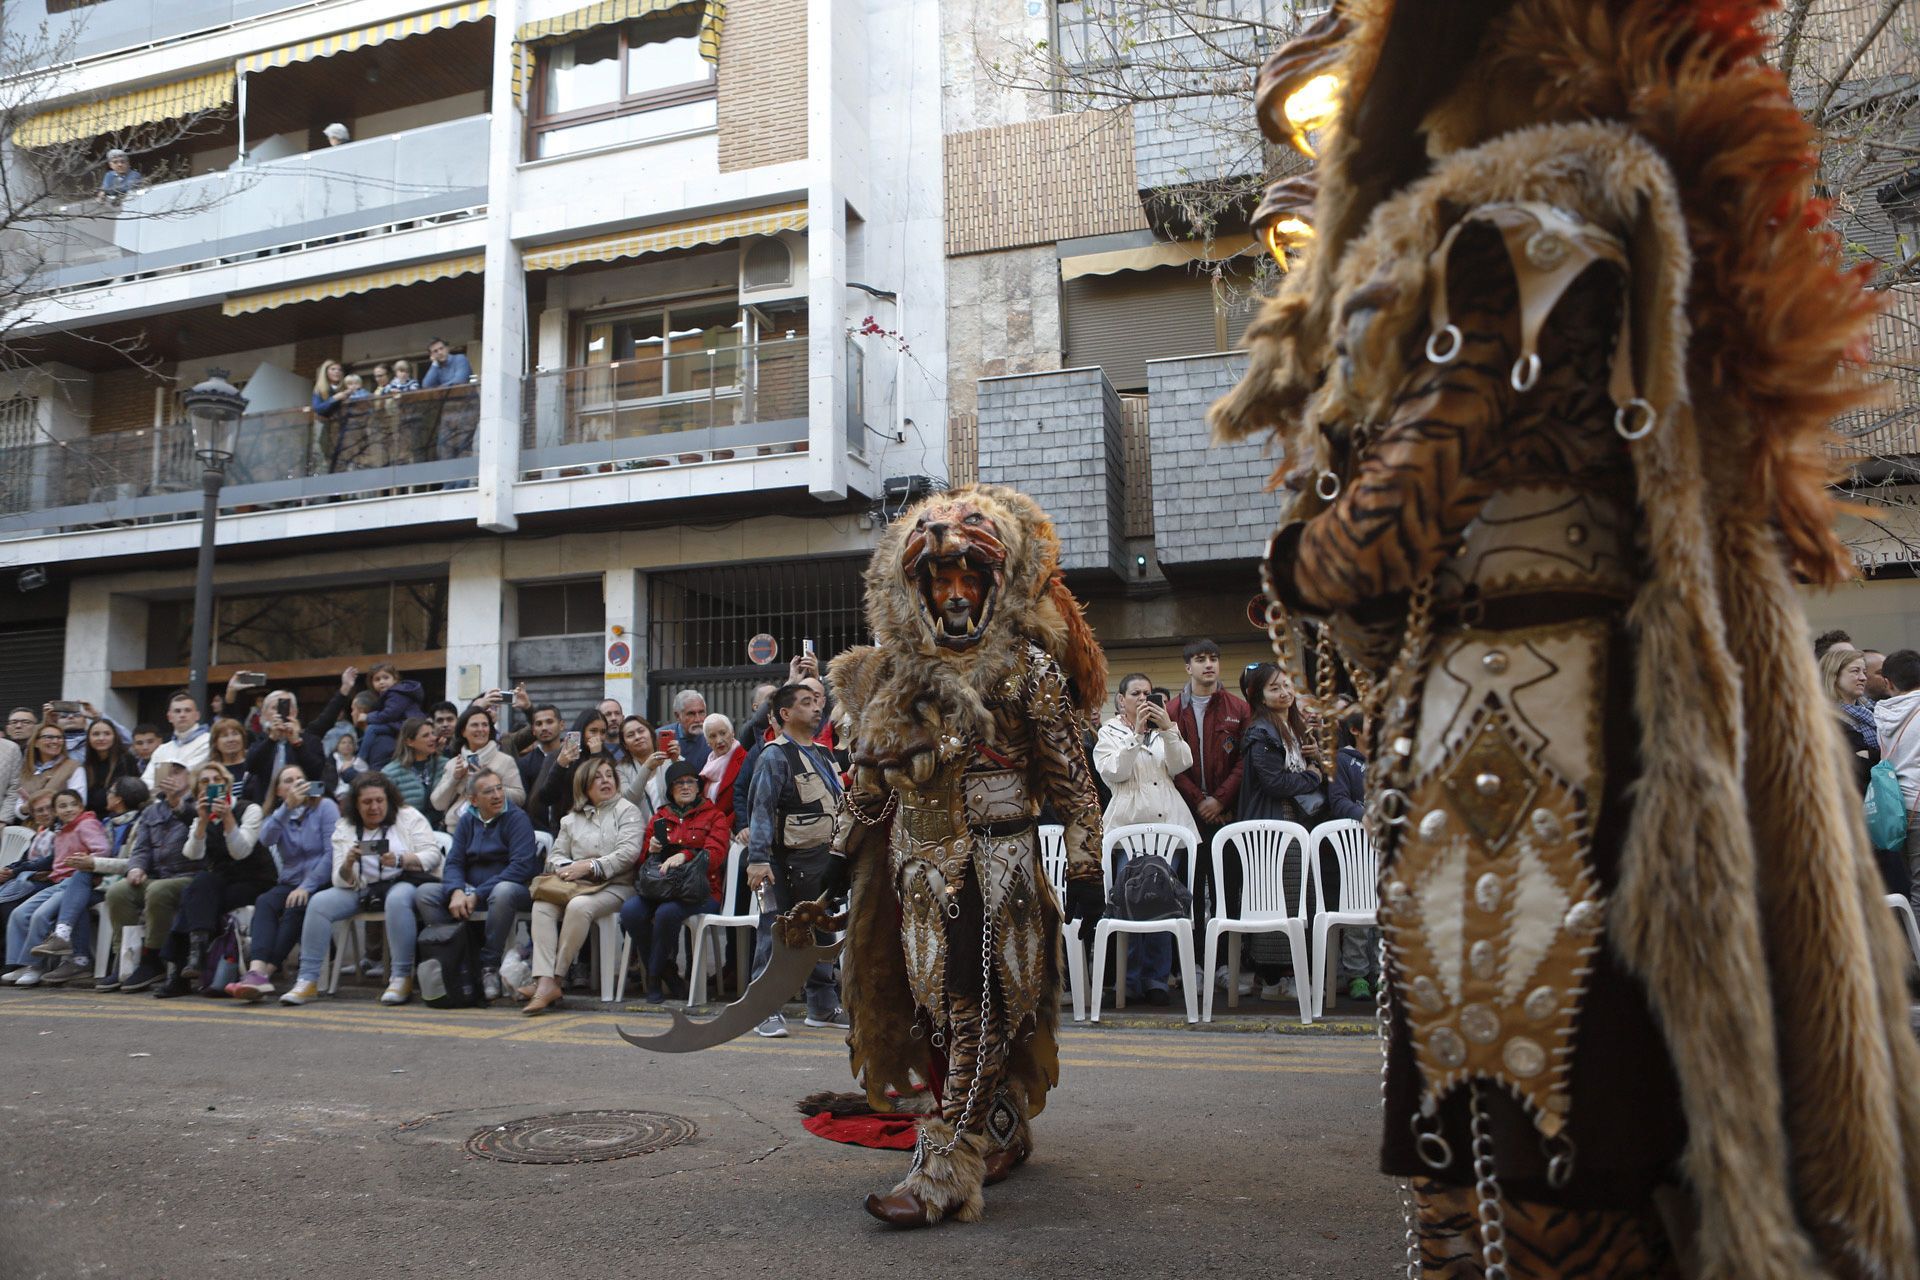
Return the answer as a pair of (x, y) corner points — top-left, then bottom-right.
(1090, 823), (1199, 1024)
(0, 825), (31, 865)
(1309, 819), (1379, 1018)
(93, 899), (115, 980)
(1205, 820), (1314, 1025)
(1039, 823), (1089, 1022)
(1888, 895), (1920, 973)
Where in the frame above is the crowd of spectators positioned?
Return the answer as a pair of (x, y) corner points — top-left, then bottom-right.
(1818, 629), (1920, 915)
(0, 651), (842, 1023)
(1093, 639), (1376, 1009)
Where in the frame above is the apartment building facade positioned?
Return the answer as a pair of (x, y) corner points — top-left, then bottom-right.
(0, 0), (947, 723)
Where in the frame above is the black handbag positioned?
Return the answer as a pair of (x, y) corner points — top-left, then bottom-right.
(638, 849), (711, 906)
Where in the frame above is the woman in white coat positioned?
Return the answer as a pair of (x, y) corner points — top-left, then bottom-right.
(280, 771), (442, 1007)
(1092, 673), (1196, 1004)
(521, 755), (643, 1015)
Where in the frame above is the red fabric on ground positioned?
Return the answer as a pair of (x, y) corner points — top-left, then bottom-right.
(801, 1110), (921, 1150)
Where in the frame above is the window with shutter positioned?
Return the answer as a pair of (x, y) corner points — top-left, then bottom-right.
(1061, 266), (1219, 392)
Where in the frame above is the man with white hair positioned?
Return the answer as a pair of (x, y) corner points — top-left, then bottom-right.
(322, 122), (350, 146)
(99, 149), (141, 203)
(671, 689), (710, 770)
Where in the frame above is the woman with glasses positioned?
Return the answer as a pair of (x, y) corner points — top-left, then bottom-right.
(14, 720), (78, 822)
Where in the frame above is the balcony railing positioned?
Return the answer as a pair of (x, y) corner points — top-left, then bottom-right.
(519, 336), (808, 475)
(10, 0), (298, 64)
(38, 115), (492, 289)
(0, 385), (477, 540)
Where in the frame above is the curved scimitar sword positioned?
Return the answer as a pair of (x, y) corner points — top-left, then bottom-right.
(616, 901), (845, 1054)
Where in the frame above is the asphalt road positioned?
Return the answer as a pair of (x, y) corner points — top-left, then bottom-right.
(0, 987), (1402, 1280)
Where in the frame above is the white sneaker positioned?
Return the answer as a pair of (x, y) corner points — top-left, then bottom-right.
(1236, 973), (1255, 997)
(11, 965), (44, 987)
(280, 980), (321, 1006)
(755, 1013), (789, 1038)
(1260, 978), (1297, 1001)
(1214, 965), (1231, 989)
(380, 977), (413, 1006)
(0, 967), (25, 984)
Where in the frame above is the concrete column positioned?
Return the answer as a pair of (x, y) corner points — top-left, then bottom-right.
(475, 0), (527, 533)
(602, 567), (646, 717)
(63, 576), (146, 725)
(446, 540), (507, 705)
(804, 0), (848, 501)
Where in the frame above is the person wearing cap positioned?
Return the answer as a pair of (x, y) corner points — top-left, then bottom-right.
(322, 123), (350, 147)
(617, 759), (729, 1003)
(99, 149), (141, 204)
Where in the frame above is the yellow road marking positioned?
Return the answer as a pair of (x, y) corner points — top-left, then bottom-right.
(0, 1000), (1372, 1075)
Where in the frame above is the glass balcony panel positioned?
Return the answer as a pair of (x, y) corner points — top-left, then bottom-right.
(521, 335), (808, 474)
(0, 384), (478, 540)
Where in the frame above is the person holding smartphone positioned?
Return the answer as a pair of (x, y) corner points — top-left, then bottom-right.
(226, 765), (339, 1002)
(1094, 673), (1197, 1005)
(429, 707), (527, 830)
(531, 709), (609, 829)
(240, 692), (324, 808)
(154, 762), (271, 997)
(281, 772), (441, 1006)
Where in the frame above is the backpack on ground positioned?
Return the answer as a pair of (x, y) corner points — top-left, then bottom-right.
(1108, 853), (1192, 922)
(197, 918), (243, 996)
(417, 922), (483, 1008)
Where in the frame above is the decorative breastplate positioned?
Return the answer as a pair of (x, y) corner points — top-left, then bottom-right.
(1430, 484), (1636, 617)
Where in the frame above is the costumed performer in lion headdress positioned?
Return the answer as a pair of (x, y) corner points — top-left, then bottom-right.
(828, 482), (1108, 1228)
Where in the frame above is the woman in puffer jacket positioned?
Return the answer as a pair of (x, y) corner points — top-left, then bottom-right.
(521, 754), (642, 1016)
(430, 707), (528, 830)
(618, 760), (731, 1003)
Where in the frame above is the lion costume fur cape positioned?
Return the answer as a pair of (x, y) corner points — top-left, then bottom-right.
(1213, 2), (1920, 1276)
(828, 484), (1107, 1125)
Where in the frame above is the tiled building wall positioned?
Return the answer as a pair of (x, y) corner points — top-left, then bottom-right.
(718, 0), (808, 173)
(1145, 351), (1283, 568)
(977, 367), (1125, 577)
(944, 110), (1149, 256)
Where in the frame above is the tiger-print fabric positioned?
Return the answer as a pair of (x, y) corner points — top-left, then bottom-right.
(1291, 224), (1629, 615)
(1413, 1179), (1683, 1278)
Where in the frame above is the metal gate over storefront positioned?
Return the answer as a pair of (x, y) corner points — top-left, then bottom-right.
(645, 555), (868, 727)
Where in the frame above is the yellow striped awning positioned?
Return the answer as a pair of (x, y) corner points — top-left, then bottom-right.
(241, 1), (494, 74)
(221, 253), (485, 316)
(14, 69), (234, 149)
(510, 0), (724, 104)
(524, 201), (803, 272)
(1058, 233), (1257, 281)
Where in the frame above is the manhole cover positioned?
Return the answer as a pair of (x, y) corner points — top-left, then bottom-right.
(465, 1110), (696, 1165)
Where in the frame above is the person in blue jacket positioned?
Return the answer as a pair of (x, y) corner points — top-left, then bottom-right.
(419, 337), (474, 388)
(415, 769), (538, 1002)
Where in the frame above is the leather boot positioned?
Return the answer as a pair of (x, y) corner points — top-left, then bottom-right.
(864, 1190), (940, 1228)
(182, 932), (209, 981)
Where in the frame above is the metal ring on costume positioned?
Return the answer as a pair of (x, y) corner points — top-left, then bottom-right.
(1412, 1116), (1454, 1170)
(1425, 324), (1462, 365)
(1547, 1150), (1575, 1189)
(1315, 470), (1341, 501)
(1614, 397), (1656, 440)
(1509, 353), (1541, 393)
(1375, 788), (1411, 827)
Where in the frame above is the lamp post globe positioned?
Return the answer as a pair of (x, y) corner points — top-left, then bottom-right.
(182, 368), (248, 718)
(182, 368), (246, 467)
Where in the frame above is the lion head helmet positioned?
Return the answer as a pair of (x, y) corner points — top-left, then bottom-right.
(863, 484), (1105, 716)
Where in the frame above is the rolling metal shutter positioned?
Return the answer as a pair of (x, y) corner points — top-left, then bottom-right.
(1062, 266), (1218, 393)
(0, 623), (65, 714)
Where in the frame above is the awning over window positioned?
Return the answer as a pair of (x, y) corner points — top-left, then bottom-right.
(510, 0), (725, 104)
(523, 201), (802, 272)
(14, 69), (234, 150)
(221, 253), (485, 316)
(1058, 233), (1256, 281)
(240, 0), (494, 75)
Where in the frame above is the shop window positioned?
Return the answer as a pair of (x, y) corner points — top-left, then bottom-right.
(517, 579), (607, 637)
(531, 11), (716, 159)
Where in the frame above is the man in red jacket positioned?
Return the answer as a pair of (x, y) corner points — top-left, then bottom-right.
(1167, 639), (1249, 989)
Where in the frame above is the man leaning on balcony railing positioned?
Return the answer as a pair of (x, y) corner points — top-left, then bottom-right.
(99, 150), (141, 206)
(420, 338), (472, 389)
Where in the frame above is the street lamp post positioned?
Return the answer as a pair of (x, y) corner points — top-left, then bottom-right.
(180, 370), (248, 718)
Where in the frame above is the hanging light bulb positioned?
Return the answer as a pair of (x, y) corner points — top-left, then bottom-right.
(1281, 72), (1342, 157)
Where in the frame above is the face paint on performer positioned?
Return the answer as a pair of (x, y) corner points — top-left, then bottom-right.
(930, 560), (988, 638)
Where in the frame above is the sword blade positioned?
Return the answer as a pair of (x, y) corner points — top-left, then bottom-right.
(616, 933), (843, 1054)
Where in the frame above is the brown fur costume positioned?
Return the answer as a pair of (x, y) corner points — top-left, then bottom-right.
(830, 484), (1106, 1223)
(1217, 3), (1920, 1278)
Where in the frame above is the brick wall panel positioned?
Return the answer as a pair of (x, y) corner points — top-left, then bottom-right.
(718, 0), (808, 173)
